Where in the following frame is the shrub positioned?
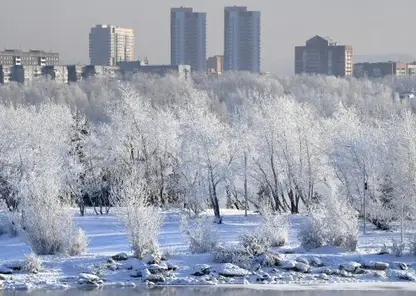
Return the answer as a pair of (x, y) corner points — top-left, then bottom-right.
(212, 245), (252, 269)
(111, 176), (163, 259)
(23, 252), (43, 274)
(240, 230), (271, 256)
(69, 228), (88, 256)
(180, 215), (218, 254)
(408, 235), (416, 256)
(391, 239), (406, 257)
(15, 198), (74, 255)
(298, 195), (359, 251)
(262, 213), (289, 247)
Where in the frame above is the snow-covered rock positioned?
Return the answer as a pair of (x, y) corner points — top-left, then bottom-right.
(191, 264), (211, 276)
(339, 269), (352, 278)
(339, 261), (361, 272)
(143, 254), (161, 265)
(390, 270), (416, 282)
(295, 257), (309, 265)
(217, 263), (251, 277)
(111, 253), (128, 261)
(78, 273), (103, 288)
(280, 260), (296, 270)
(122, 258), (147, 270)
(166, 261), (178, 271)
(294, 262), (310, 273)
(310, 257), (324, 267)
(141, 268), (151, 279)
(148, 263), (168, 274)
(362, 260), (389, 270)
(255, 252), (283, 267)
(147, 274), (166, 283)
(319, 273), (329, 280)
(0, 266), (12, 274)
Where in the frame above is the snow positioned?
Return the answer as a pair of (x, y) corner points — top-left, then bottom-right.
(1, 209), (416, 291)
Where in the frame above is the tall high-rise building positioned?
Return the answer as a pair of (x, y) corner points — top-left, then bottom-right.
(89, 25), (135, 66)
(224, 6), (261, 73)
(171, 7), (207, 72)
(295, 35), (353, 77)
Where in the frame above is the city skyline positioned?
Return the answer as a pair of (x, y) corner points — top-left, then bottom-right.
(1, 0), (415, 74)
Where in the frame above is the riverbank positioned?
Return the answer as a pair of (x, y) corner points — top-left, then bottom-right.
(0, 210), (416, 291)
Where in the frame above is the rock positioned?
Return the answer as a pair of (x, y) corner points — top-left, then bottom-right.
(294, 262), (310, 273)
(141, 268), (151, 279)
(122, 258), (147, 271)
(373, 271), (387, 278)
(147, 274), (166, 283)
(362, 260), (389, 270)
(167, 261), (178, 271)
(339, 269), (352, 278)
(280, 260), (296, 270)
(354, 268), (368, 275)
(255, 252), (283, 267)
(0, 274), (7, 280)
(339, 261), (361, 272)
(217, 263), (251, 277)
(148, 263), (168, 274)
(295, 257), (309, 265)
(310, 257), (324, 267)
(319, 273), (329, 280)
(397, 272), (416, 282)
(111, 253), (128, 261)
(130, 270), (142, 278)
(78, 273), (103, 288)
(399, 263), (408, 270)
(191, 264), (211, 276)
(143, 254), (161, 265)
(107, 264), (118, 271)
(107, 258), (116, 264)
(0, 266), (12, 275)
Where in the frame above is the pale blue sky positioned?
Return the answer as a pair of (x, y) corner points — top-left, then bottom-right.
(1, 0), (414, 73)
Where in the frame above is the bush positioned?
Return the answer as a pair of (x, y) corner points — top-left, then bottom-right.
(391, 239), (406, 257)
(69, 228), (88, 256)
(15, 199), (74, 255)
(180, 215), (218, 254)
(23, 252), (43, 274)
(262, 213), (289, 247)
(212, 245), (252, 269)
(298, 196), (359, 251)
(408, 235), (416, 256)
(240, 230), (270, 256)
(111, 176), (163, 259)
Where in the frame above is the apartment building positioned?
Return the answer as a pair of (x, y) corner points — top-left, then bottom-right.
(206, 55), (224, 75)
(171, 7), (207, 72)
(0, 49), (59, 66)
(89, 24), (135, 66)
(295, 35), (353, 77)
(224, 6), (261, 73)
(354, 62), (408, 78)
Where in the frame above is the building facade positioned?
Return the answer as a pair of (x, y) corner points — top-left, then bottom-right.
(224, 6), (261, 73)
(354, 62), (409, 78)
(295, 35), (353, 77)
(0, 49), (59, 66)
(89, 24), (135, 66)
(206, 55), (224, 75)
(171, 7), (206, 72)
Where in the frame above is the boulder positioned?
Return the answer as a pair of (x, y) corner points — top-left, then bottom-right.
(397, 272), (416, 282)
(141, 268), (151, 279)
(0, 274), (7, 280)
(167, 261), (178, 271)
(354, 268), (368, 275)
(339, 269), (352, 278)
(143, 254), (161, 265)
(280, 260), (296, 270)
(217, 263), (251, 277)
(122, 258), (147, 271)
(399, 263), (409, 270)
(319, 273), (329, 280)
(362, 260), (389, 271)
(147, 274), (166, 283)
(310, 257), (324, 267)
(0, 266), (12, 275)
(295, 257), (309, 265)
(148, 263), (168, 274)
(191, 264), (211, 276)
(255, 252), (283, 267)
(339, 261), (361, 272)
(294, 262), (310, 273)
(78, 273), (103, 288)
(111, 253), (128, 261)
(130, 270), (142, 278)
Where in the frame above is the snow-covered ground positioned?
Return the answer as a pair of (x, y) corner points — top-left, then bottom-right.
(0, 209), (416, 291)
